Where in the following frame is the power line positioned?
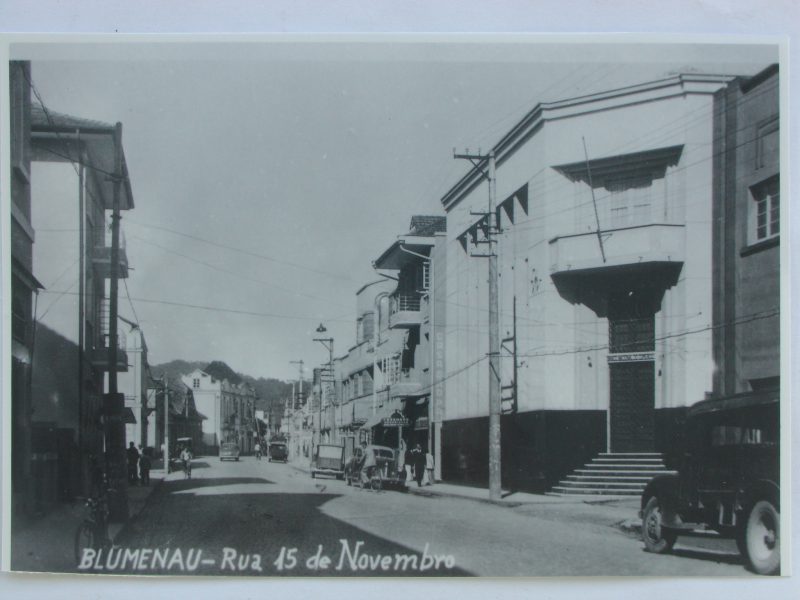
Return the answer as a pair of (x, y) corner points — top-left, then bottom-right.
(37, 288), (355, 324)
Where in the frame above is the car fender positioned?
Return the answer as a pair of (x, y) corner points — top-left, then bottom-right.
(641, 473), (683, 528)
(738, 479), (780, 515)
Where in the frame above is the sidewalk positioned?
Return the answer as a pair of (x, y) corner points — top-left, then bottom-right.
(9, 467), (166, 573)
(289, 458), (643, 536)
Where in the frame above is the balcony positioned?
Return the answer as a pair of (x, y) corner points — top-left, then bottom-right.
(389, 368), (422, 397)
(92, 245), (129, 279)
(389, 294), (422, 328)
(90, 334), (129, 372)
(549, 224), (685, 315)
(550, 224), (685, 274)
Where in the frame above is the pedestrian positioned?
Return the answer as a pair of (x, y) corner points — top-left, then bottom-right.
(180, 445), (193, 479)
(255, 440), (262, 460)
(425, 449), (435, 486)
(126, 442), (140, 485)
(404, 444), (414, 487)
(412, 444), (425, 487)
(139, 447), (152, 485)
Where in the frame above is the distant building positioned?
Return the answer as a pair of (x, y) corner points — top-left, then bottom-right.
(182, 368), (257, 454)
(118, 316), (151, 449)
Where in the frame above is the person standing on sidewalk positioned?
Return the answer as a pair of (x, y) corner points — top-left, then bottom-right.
(139, 447), (152, 485)
(425, 449), (435, 486)
(126, 442), (140, 485)
(412, 444), (426, 487)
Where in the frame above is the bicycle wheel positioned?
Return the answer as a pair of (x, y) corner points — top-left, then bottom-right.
(74, 522), (96, 565)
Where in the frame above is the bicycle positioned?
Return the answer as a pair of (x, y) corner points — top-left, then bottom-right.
(74, 490), (112, 564)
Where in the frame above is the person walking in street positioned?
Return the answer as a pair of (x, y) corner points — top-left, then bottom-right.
(139, 446), (152, 485)
(425, 449), (435, 486)
(180, 445), (193, 479)
(126, 442), (140, 485)
(255, 441), (262, 460)
(412, 444), (426, 487)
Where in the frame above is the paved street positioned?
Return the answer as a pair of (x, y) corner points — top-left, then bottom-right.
(63, 455), (749, 577)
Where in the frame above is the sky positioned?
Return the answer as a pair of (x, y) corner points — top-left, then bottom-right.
(17, 39), (778, 381)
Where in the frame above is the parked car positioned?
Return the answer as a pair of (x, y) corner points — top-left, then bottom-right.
(344, 444), (405, 490)
(640, 392), (780, 575)
(311, 444), (345, 479)
(268, 441), (288, 463)
(219, 442), (241, 462)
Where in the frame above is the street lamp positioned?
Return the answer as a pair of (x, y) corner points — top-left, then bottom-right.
(313, 323), (335, 444)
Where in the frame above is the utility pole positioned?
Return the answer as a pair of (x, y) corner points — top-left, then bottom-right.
(314, 324), (335, 444)
(454, 148), (502, 501)
(163, 376), (169, 474)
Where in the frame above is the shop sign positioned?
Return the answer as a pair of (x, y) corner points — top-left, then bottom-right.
(382, 410), (410, 427)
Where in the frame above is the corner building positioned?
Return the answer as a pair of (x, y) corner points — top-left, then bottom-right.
(440, 74), (737, 492)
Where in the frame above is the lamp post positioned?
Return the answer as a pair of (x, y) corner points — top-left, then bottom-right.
(313, 324), (335, 445)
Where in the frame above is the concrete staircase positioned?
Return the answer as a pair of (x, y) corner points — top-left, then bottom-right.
(547, 453), (677, 498)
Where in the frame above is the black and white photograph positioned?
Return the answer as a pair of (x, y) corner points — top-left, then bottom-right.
(2, 35), (788, 582)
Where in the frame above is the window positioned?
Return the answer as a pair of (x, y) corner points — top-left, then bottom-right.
(751, 175), (779, 242)
(193, 378), (200, 389)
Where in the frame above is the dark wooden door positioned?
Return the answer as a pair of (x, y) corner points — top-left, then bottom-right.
(609, 361), (655, 452)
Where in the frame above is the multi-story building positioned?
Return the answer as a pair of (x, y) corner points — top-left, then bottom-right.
(11, 61), (135, 514)
(118, 316), (151, 449)
(10, 60), (42, 517)
(711, 65), (780, 398)
(439, 72), (744, 492)
(182, 368), (257, 455)
(371, 215), (447, 475)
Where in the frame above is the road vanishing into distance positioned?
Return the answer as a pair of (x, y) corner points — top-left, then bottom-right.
(74, 456), (748, 577)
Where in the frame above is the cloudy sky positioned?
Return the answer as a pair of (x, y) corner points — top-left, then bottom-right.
(17, 39), (777, 380)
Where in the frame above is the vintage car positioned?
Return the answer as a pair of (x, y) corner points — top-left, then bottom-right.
(311, 444), (345, 479)
(267, 441), (288, 463)
(219, 442), (241, 462)
(344, 444), (404, 490)
(640, 392), (780, 575)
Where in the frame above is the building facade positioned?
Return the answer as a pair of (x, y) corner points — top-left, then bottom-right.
(440, 73), (738, 492)
(182, 369), (257, 455)
(712, 65), (780, 398)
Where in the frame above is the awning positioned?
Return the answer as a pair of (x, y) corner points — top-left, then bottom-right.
(360, 412), (385, 430)
(122, 408), (137, 424)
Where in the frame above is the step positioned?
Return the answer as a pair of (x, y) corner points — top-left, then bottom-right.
(549, 486), (642, 496)
(582, 463), (668, 470)
(558, 481), (646, 489)
(597, 452), (662, 458)
(566, 474), (654, 482)
(575, 468), (673, 475)
(591, 458), (665, 464)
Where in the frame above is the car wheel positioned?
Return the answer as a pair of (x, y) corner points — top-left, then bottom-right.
(740, 500), (780, 575)
(642, 496), (677, 554)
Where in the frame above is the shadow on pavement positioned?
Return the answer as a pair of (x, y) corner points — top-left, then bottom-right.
(668, 547), (744, 567)
(98, 483), (471, 577)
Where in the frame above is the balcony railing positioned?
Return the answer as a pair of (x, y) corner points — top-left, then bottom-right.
(391, 294), (421, 313)
(388, 294), (422, 328)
